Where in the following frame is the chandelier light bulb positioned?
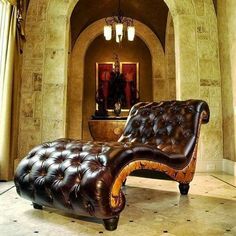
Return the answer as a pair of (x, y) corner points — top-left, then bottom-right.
(115, 23), (123, 39)
(116, 34), (123, 43)
(104, 25), (112, 40)
(127, 26), (135, 41)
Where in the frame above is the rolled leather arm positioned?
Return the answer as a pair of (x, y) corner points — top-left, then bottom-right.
(14, 139), (126, 219)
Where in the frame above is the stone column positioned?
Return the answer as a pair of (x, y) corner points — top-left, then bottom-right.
(218, 0), (236, 174)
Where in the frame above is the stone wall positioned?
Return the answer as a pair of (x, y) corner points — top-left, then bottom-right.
(17, 0), (47, 164)
(165, 12), (176, 100)
(217, 0), (236, 174)
(16, 0), (224, 173)
(164, 0), (223, 172)
(196, 0), (223, 172)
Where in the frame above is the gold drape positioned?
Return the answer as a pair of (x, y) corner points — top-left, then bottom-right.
(0, 4), (17, 180)
(7, 0), (17, 5)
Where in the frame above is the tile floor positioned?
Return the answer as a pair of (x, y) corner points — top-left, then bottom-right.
(0, 173), (236, 236)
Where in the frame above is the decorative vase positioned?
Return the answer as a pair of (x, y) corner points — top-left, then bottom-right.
(114, 101), (121, 116)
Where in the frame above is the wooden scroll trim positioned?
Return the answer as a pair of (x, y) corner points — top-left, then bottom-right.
(109, 111), (207, 209)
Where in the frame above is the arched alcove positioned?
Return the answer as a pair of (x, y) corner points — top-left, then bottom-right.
(68, 19), (165, 139)
(81, 35), (152, 139)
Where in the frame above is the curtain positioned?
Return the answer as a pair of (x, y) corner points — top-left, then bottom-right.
(0, 2), (17, 180)
(8, 0), (16, 5)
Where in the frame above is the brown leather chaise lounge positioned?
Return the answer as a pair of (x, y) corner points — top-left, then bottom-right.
(14, 100), (209, 231)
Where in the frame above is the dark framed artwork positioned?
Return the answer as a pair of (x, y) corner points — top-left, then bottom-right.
(120, 62), (139, 109)
(96, 62), (114, 112)
(95, 61), (139, 113)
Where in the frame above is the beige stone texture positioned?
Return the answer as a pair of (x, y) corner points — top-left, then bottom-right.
(193, 0), (205, 16)
(153, 79), (169, 101)
(47, 0), (73, 17)
(42, 118), (65, 142)
(198, 39), (218, 60)
(175, 0), (195, 16)
(42, 83), (65, 120)
(44, 48), (66, 84)
(165, 12), (176, 100)
(17, 0), (224, 173)
(19, 118), (41, 132)
(46, 16), (68, 49)
(20, 93), (34, 118)
(18, 130), (41, 159)
(177, 16), (199, 84)
(21, 70), (34, 92)
(34, 92), (42, 119)
(200, 128), (223, 161)
(181, 82), (200, 100)
(218, 0), (236, 162)
(163, 0), (223, 171)
(199, 59), (214, 80)
(17, 0), (47, 162)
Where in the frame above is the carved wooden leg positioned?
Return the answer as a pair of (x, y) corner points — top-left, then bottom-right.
(33, 202), (43, 210)
(103, 216), (119, 231)
(179, 183), (190, 195)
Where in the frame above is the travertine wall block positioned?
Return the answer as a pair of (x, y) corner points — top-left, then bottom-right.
(42, 119), (64, 141)
(20, 93), (34, 118)
(44, 49), (66, 83)
(20, 117), (41, 132)
(193, 0), (205, 16)
(42, 84), (65, 120)
(46, 17), (68, 48)
(17, 0), (47, 159)
(165, 12), (176, 100)
(218, 0), (236, 162)
(175, 0), (194, 15)
(32, 73), (42, 91)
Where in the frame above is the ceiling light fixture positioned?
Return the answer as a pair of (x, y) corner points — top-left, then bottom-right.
(104, 0), (135, 43)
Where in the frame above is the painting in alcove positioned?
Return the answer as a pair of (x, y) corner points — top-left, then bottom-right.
(96, 61), (139, 114)
(120, 62), (139, 109)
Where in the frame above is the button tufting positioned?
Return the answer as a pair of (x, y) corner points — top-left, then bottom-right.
(71, 159), (81, 166)
(40, 170), (47, 176)
(55, 157), (65, 164)
(132, 119), (141, 128)
(75, 176), (81, 184)
(57, 174), (64, 180)
(39, 154), (48, 161)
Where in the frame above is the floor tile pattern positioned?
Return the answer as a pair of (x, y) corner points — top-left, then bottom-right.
(0, 174), (235, 236)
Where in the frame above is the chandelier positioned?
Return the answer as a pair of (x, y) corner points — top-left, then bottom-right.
(103, 0), (135, 43)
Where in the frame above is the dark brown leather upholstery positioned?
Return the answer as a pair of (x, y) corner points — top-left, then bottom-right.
(119, 100), (209, 166)
(14, 100), (209, 230)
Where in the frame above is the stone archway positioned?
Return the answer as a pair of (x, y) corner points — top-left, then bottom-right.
(18, 0), (223, 172)
(68, 19), (165, 138)
(165, 11), (176, 100)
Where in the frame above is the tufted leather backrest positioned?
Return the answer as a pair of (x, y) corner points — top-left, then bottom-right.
(119, 100), (209, 158)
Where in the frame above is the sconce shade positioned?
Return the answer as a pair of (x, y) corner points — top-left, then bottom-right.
(127, 26), (135, 41)
(104, 25), (112, 41)
(115, 23), (123, 43)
